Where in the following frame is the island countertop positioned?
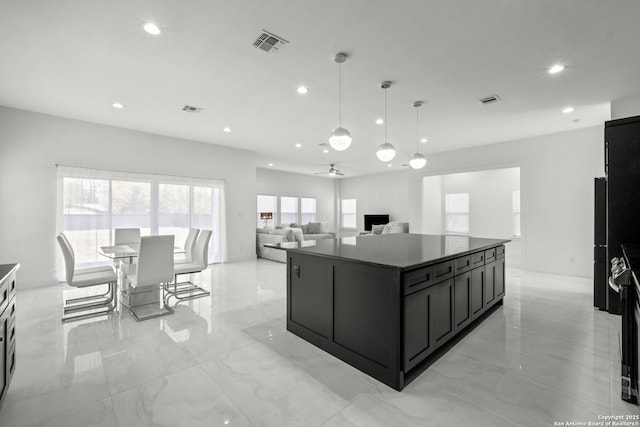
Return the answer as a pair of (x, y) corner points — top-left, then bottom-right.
(287, 233), (510, 270)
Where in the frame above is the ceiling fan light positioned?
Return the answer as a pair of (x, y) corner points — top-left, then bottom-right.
(409, 153), (427, 169)
(376, 142), (396, 162)
(329, 127), (352, 151)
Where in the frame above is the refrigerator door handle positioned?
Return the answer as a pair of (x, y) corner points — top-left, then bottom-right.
(609, 276), (621, 293)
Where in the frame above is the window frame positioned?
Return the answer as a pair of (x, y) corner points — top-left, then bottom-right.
(300, 197), (317, 224)
(444, 192), (470, 235)
(341, 198), (357, 229)
(512, 189), (521, 237)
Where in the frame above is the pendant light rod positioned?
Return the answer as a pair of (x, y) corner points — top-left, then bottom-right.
(335, 53), (347, 127)
(413, 100), (423, 152)
(329, 52), (352, 152)
(409, 100), (427, 170)
(382, 81), (391, 142)
(376, 81), (396, 162)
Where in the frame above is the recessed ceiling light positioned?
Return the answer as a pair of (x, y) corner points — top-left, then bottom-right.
(112, 102), (124, 109)
(295, 143), (302, 148)
(322, 149), (329, 154)
(223, 127), (231, 133)
(297, 86), (308, 95)
(143, 22), (161, 35)
(387, 164), (393, 168)
(548, 64), (565, 74)
(420, 138), (427, 143)
(562, 107), (574, 114)
(268, 163), (274, 167)
(375, 118), (384, 125)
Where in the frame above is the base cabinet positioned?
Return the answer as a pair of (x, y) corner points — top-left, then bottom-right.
(287, 241), (506, 391)
(0, 264), (18, 409)
(404, 246), (505, 377)
(471, 266), (485, 317)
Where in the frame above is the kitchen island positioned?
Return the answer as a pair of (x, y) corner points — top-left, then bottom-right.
(286, 234), (509, 390)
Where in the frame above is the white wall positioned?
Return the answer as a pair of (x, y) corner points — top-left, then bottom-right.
(424, 168), (522, 266)
(339, 170), (411, 235)
(611, 92), (640, 119)
(256, 168), (336, 231)
(0, 106), (257, 289)
(339, 126), (602, 277)
(439, 168), (519, 239)
(422, 175), (442, 235)
(408, 125), (604, 277)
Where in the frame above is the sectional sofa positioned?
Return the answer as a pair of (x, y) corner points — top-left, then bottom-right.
(256, 222), (334, 262)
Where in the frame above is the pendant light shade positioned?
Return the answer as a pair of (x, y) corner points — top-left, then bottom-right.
(377, 81), (396, 162)
(329, 53), (352, 151)
(376, 142), (397, 162)
(409, 153), (427, 169)
(409, 101), (427, 170)
(329, 127), (352, 151)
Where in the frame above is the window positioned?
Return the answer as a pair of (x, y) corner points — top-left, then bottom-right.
(59, 166), (226, 265)
(301, 197), (317, 224)
(257, 195), (277, 227)
(445, 193), (469, 234)
(341, 199), (357, 228)
(280, 196), (298, 225)
(513, 190), (521, 236)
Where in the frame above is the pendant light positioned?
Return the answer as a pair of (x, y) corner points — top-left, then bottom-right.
(409, 101), (427, 170)
(376, 81), (396, 162)
(329, 53), (352, 151)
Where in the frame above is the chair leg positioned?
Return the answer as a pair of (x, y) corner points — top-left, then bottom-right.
(164, 273), (210, 304)
(62, 283), (117, 322)
(128, 283), (174, 321)
(65, 285), (113, 304)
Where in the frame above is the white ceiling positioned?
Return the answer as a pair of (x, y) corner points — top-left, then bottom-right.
(1, 1), (639, 177)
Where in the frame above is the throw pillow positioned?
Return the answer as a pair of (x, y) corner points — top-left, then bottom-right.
(301, 224), (310, 234)
(290, 223), (300, 228)
(269, 228), (294, 242)
(381, 223), (405, 234)
(371, 224), (385, 234)
(307, 222), (322, 234)
(290, 227), (304, 242)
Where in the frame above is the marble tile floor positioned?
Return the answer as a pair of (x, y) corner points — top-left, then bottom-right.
(0, 260), (637, 426)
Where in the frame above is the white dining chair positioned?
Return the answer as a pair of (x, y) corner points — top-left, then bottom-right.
(114, 228), (141, 245)
(176, 228), (199, 264)
(166, 229), (212, 303)
(57, 232), (118, 322)
(126, 235), (175, 321)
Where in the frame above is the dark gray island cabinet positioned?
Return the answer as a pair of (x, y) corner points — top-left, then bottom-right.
(286, 234), (508, 391)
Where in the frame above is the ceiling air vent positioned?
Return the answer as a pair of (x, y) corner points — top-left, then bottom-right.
(253, 30), (289, 54)
(479, 94), (501, 105)
(182, 104), (203, 113)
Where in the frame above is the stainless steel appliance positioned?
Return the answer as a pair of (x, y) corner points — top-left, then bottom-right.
(610, 253), (638, 404)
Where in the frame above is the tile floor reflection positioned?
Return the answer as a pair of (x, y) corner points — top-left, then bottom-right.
(0, 261), (637, 426)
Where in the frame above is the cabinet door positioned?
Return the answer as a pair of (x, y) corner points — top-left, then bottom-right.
(288, 255), (331, 338)
(485, 261), (496, 305)
(454, 271), (471, 331)
(431, 278), (454, 348)
(471, 266), (485, 317)
(0, 311), (7, 403)
(495, 257), (505, 297)
(404, 286), (431, 371)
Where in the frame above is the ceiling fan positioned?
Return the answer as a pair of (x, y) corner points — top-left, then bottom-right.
(314, 164), (344, 176)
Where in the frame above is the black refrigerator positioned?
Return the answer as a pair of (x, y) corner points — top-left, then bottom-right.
(594, 177), (607, 311)
(605, 115), (640, 315)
